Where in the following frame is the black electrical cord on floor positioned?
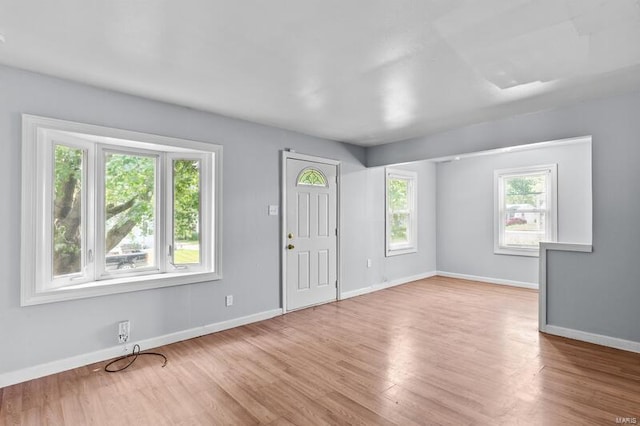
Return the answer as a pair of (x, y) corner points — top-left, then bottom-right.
(104, 344), (167, 373)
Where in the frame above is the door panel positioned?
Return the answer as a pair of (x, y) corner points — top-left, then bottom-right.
(297, 252), (310, 290)
(297, 193), (310, 238)
(318, 193), (329, 236)
(318, 250), (329, 286)
(286, 158), (337, 311)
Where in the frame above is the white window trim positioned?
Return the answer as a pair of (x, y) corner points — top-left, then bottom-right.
(21, 114), (223, 306)
(385, 168), (418, 257)
(494, 164), (557, 257)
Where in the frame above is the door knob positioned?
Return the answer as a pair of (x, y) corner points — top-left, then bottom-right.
(287, 244), (295, 250)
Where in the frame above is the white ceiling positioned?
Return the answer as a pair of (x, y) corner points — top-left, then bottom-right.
(1, 0), (640, 146)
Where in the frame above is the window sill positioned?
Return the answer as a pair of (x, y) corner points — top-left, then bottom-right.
(494, 246), (539, 257)
(21, 271), (221, 306)
(386, 246), (418, 257)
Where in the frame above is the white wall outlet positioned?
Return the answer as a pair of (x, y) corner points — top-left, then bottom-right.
(268, 205), (279, 216)
(225, 295), (233, 306)
(118, 320), (130, 344)
(367, 259), (372, 268)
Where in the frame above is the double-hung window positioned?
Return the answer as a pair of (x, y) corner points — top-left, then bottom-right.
(494, 164), (557, 256)
(21, 115), (222, 305)
(385, 168), (418, 256)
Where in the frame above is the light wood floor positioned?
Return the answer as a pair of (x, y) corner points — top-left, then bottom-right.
(2, 277), (640, 425)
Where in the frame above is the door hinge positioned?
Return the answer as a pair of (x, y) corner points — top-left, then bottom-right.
(335, 280), (338, 288)
(335, 228), (338, 236)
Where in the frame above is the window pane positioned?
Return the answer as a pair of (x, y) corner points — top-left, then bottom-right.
(388, 178), (409, 211)
(104, 153), (156, 271)
(297, 168), (327, 187)
(53, 145), (84, 277)
(503, 173), (548, 248)
(504, 175), (546, 209)
(504, 211), (546, 247)
(173, 159), (201, 265)
(390, 213), (409, 244)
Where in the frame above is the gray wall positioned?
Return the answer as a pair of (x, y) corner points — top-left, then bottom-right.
(436, 142), (592, 284)
(370, 90), (640, 344)
(339, 159), (437, 293)
(361, 161), (437, 288)
(0, 65), (436, 377)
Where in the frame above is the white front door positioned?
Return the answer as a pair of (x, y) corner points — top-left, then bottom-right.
(285, 157), (338, 311)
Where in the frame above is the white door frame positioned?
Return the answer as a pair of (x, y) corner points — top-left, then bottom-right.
(281, 151), (341, 313)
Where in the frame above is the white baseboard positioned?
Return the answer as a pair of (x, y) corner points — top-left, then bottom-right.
(436, 271), (538, 290)
(340, 271), (437, 300)
(0, 308), (282, 388)
(543, 324), (640, 354)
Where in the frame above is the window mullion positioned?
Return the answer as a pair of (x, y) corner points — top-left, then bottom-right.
(86, 142), (97, 282)
(95, 145), (107, 280)
(499, 177), (506, 248)
(159, 153), (169, 274)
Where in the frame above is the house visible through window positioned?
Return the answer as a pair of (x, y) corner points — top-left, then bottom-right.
(494, 164), (557, 256)
(385, 168), (417, 256)
(22, 115), (222, 305)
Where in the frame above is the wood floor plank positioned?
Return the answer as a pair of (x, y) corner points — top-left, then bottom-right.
(316, 391), (396, 426)
(2, 276), (640, 425)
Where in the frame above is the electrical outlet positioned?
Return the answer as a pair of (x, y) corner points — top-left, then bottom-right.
(225, 295), (233, 307)
(367, 259), (372, 268)
(118, 320), (130, 344)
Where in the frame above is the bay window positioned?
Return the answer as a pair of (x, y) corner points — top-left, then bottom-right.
(21, 115), (222, 305)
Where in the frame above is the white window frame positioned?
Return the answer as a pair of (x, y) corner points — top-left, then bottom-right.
(165, 152), (214, 273)
(21, 115), (223, 306)
(494, 164), (557, 257)
(385, 168), (418, 256)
